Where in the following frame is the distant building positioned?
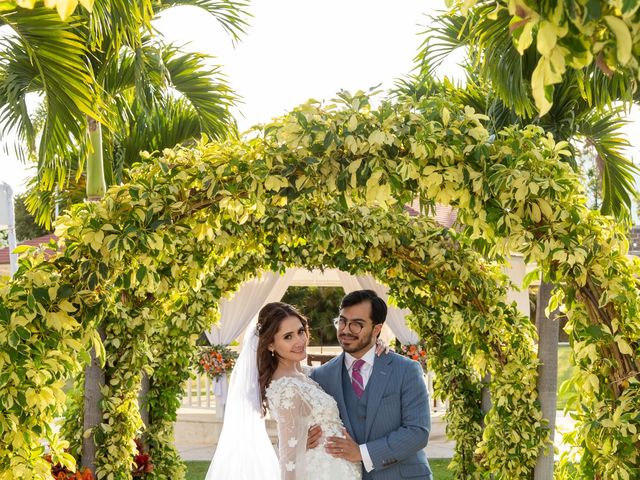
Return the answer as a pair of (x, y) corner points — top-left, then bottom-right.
(0, 234), (58, 276)
(629, 226), (640, 256)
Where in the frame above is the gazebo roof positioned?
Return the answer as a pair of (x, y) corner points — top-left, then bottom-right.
(0, 233), (57, 264)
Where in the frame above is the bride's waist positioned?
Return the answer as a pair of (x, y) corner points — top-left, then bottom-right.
(314, 420), (345, 438)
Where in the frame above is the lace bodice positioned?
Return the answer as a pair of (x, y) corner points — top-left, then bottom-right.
(266, 375), (360, 480)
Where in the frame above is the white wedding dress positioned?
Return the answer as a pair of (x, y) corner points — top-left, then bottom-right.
(266, 375), (362, 480)
(204, 323), (360, 480)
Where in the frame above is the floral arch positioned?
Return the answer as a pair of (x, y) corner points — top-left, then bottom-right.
(1, 92), (638, 480)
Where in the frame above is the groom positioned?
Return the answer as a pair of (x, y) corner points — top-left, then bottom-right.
(309, 289), (432, 479)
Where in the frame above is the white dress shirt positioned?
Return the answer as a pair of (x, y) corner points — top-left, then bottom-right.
(344, 346), (376, 472)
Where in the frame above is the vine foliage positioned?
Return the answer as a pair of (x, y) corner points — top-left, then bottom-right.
(0, 91), (638, 479)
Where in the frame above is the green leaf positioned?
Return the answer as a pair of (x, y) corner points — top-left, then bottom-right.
(136, 266), (147, 283)
(604, 16), (632, 66)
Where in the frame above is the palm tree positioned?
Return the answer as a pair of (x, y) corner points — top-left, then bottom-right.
(0, 1), (249, 473)
(0, 0), (249, 225)
(416, 4), (637, 219)
(19, 37), (242, 221)
(411, 5), (638, 478)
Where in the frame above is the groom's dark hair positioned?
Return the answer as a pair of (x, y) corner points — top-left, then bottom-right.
(340, 289), (387, 325)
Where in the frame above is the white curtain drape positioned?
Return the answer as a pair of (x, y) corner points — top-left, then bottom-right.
(336, 271), (419, 344)
(204, 270), (296, 415)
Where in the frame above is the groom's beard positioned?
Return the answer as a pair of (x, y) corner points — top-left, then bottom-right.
(339, 329), (375, 355)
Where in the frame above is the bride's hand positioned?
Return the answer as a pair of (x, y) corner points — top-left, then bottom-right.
(306, 424), (322, 450)
(375, 338), (391, 356)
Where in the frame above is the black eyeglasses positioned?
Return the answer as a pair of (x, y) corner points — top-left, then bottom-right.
(333, 317), (365, 334)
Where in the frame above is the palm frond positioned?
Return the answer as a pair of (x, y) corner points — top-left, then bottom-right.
(576, 108), (638, 219)
(84, 0), (154, 52)
(578, 64), (636, 111)
(24, 165), (86, 229)
(390, 73), (445, 101)
(162, 45), (238, 140)
(0, 36), (38, 156)
(415, 12), (469, 76)
(417, 4), (537, 118)
(116, 95), (202, 171)
(154, 0), (251, 43)
(1, 7), (104, 180)
(97, 45), (137, 96)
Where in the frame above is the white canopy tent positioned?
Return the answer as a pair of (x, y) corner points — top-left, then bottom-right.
(204, 259), (530, 415)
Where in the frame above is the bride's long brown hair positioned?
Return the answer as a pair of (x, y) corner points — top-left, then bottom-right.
(257, 302), (310, 414)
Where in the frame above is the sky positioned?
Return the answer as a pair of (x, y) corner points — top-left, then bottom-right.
(0, 0), (459, 193)
(0, 0), (638, 195)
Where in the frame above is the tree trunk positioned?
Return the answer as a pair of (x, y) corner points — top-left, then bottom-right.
(481, 373), (492, 422)
(139, 372), (150, 428)
(86, 117), (106, 201)
(81, 119), (107, 472)
(533, 281), (559, 480)
(81, 327), (105, 472)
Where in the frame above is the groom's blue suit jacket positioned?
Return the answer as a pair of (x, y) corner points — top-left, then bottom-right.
(310, 351), (432, 479)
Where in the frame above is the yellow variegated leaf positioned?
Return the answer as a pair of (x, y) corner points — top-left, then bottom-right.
(616, 338), (634, 355)
(344, 135), (358, 154)
(530, 203), (541, 223)
(347, 114), (358, 131)
(531, 59), (552, 116)
(604, 16), (632, 66)
(458, 0), (477, 16)
(514, 20), (535, 55)
(442, 107), (450, 127)
(58, 300), (77, 313)
(536, 21), (558, 57)
(264, 176), (281, 191)
(347, 158), (362, 174)
(368, 130), (385, 146)
(55, 0), (79, 20)
(537, 198), (554, 219)
(45, 311), (79, 331)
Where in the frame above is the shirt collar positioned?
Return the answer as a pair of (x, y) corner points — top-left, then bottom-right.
(344, 345), (376, 370)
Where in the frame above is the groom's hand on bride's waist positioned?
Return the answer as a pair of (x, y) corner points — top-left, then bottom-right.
(306, 425), (323, 450)
(326, 429), (362, 463)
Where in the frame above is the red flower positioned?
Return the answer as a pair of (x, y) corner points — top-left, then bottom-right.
(81, 470), (94, 480)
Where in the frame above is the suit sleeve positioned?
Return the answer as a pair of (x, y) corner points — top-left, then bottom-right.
(365, 360), (430, 470)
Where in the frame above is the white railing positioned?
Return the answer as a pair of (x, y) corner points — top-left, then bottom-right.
(183, 369), (217, 409)
(181, 350), (446, 412)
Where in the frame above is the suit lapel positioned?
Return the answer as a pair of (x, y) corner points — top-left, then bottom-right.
(364, 352), (393, 440)
(329, 353), (354, 437)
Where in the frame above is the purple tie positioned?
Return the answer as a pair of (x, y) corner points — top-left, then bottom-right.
(351, 359), (366, 399)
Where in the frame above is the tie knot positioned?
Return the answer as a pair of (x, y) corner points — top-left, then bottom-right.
(353, 359), (365, 373)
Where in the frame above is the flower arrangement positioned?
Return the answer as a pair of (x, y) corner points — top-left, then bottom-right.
(44, 455), (94, 480)
(397, 340), (428, 372)
(197, 345), (238, 380)
(132, 438), (153, 478)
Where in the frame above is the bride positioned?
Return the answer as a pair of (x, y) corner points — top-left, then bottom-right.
(205, 302), (362, 480)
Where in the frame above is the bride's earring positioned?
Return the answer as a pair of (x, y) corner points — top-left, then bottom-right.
(270, 349), (275, 357)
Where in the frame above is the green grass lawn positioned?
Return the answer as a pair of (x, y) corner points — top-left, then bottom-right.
(186, 459), (454, 479)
